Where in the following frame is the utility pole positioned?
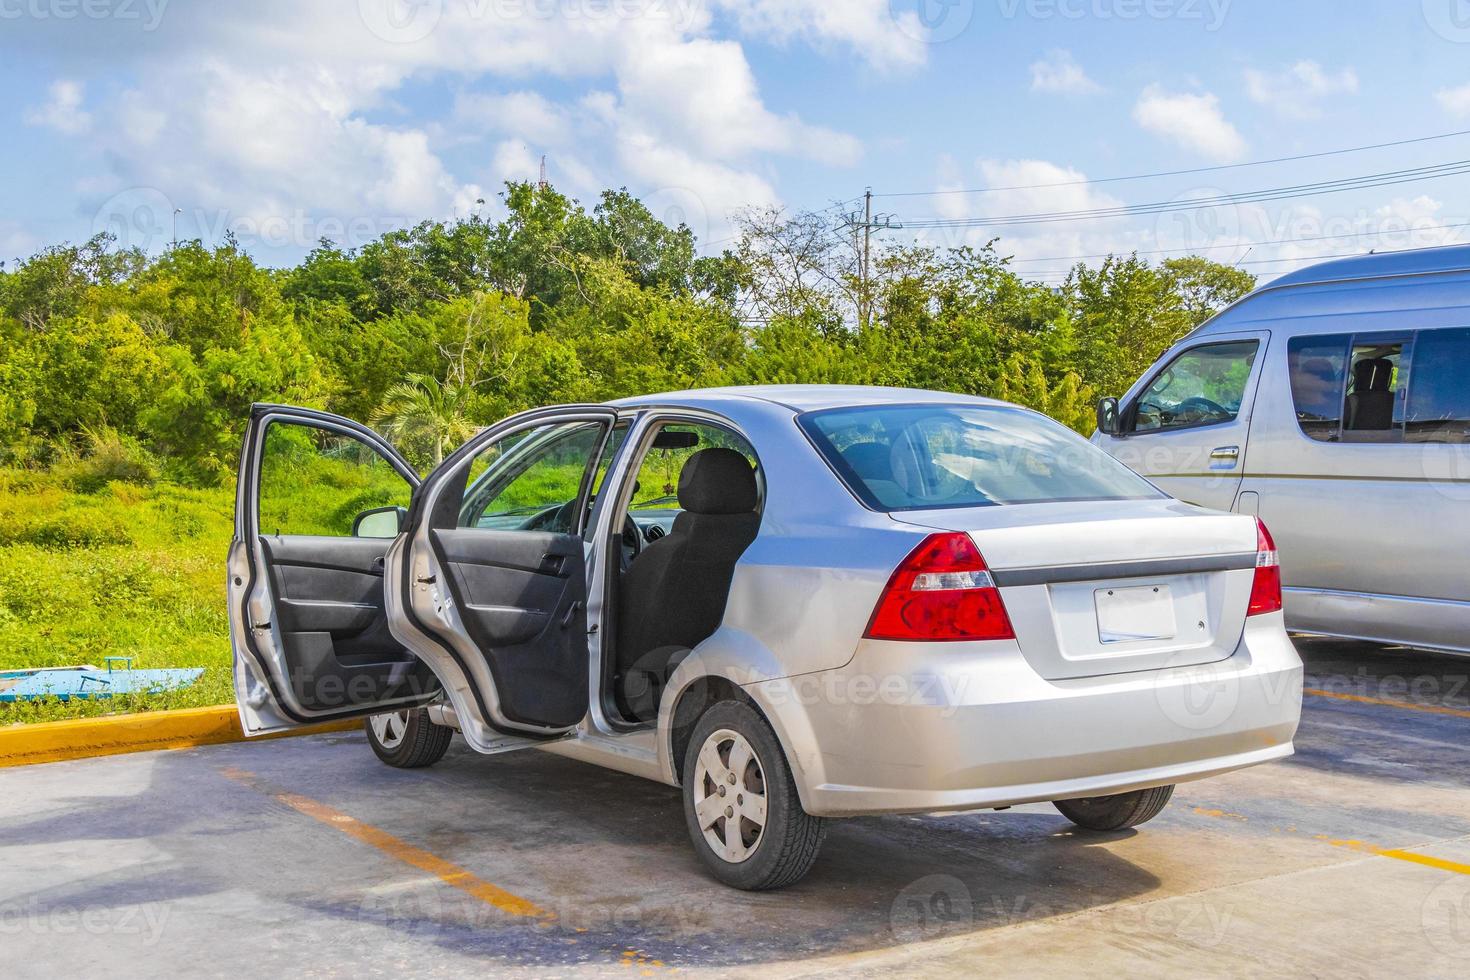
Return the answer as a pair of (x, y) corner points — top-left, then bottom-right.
(841, 187), (901, 330)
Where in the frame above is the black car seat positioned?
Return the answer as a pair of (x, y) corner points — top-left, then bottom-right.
(1345, 357), (1395, 431)
(615, 448), (760, 720)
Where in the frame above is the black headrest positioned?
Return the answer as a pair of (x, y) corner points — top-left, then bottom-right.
(1353, 357), (1393, 393)
(842, 442), (893, 481)
(677, 449), (757, 515)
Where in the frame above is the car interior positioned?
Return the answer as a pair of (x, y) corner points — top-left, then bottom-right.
(1344, 349), (1399, 432)
(604, 423), (764, 723)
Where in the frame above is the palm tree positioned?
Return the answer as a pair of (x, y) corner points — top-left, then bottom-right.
(371, 374), (477, 467)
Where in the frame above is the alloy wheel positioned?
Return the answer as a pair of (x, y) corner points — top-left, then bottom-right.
(692, 728), (768, 863)
(369, 710), (410, 750)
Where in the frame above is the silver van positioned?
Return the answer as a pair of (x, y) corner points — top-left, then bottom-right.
(1093, 244), (1470, 656)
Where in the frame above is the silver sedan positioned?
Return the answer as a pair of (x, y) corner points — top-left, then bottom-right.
(229, 386), (1303, 890)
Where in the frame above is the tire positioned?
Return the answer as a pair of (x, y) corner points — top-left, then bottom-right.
(1053, 784), (1175, 831)
(681, 700), (827, 890)
(365, 707), (453, 769)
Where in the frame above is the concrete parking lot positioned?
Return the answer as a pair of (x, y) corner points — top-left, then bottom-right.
(2, 638), (1468, 977)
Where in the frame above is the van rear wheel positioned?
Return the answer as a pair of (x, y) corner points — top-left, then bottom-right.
(365, 708), (453, 768)
(681, 701), (827, 890)
(1054, 785), (1175, 831)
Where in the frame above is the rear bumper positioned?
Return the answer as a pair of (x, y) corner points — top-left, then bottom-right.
(748, 613), (1303, 818)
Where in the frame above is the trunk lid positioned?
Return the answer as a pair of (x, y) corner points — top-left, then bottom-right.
(893, 499), (1259, 680)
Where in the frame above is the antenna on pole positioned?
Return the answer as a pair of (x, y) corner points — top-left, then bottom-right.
(537, 155), (549, 190)
(839, 187), (902, 330)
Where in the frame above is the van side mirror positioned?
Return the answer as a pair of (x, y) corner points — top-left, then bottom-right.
(1096, 397), (1121, 436)
(352, 505), (407, 538)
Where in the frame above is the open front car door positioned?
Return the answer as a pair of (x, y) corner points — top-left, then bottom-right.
(229, 404), (442, 735)
(384, 406), (620, 754)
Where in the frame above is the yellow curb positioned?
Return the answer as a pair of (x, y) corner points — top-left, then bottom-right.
(0, 705), (360, 768)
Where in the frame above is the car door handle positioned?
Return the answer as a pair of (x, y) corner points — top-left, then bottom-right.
(560, 601), (582, 630)
(1210, 446), (1240, 460)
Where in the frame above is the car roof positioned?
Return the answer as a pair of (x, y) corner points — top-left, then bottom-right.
(609, 384), (1007, 413)
(1180, 242), (1470, 344)
(1264, 242), (1470, 290)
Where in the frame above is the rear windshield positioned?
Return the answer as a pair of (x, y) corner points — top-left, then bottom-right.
(799, 404), (1163, 511)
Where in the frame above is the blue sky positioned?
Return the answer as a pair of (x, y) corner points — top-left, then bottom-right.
(4, 0), (1470, 281)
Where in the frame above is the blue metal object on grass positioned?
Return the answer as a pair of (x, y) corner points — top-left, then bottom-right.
(0, 661), (204, 702)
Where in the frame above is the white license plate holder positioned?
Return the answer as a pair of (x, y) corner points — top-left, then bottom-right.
(1095, 584), (1176, 644)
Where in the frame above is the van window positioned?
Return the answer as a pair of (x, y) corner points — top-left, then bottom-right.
(1287, 335), (1350, 441)
(1343, 337), (1408, 441)
(1406, 327), (1470, 443)
(1130, 341), (1258, 433)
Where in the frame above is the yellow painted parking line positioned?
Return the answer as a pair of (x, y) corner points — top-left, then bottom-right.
(1316, 836), (1470, 876)
(1303, 688), (1470, 721)
(220, 766), (549, 921)
(1188, 803), (1470, 877)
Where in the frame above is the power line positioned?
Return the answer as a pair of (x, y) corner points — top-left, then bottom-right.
(900, 159), (1470, 229)
(875, 128), (1470, 199)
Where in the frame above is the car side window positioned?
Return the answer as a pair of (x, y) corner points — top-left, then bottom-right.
(626, 422), (761, 516)
(1342, 337), (1410, 441)
(456, 421), (608, 533)
(1405, 328), (1470, 443)
(257, 421), (414, 538)
(1287, 334), (1351, 442)
(1129, 341), (1259, 433)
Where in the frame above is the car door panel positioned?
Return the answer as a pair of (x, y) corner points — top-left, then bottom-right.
(432, 527), (590, 726)
(229, 404), (440, 735)
(386, 406), (619, 754)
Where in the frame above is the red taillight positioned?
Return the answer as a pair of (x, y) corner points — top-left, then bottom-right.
(865, 533), (1016, 642)
(1247, 518), (1283, 616)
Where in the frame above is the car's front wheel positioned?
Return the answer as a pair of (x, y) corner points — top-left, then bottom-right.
(681, 700), (827, 890)
(365, 707), (453, 768)
(1054, 784), (1175, 831)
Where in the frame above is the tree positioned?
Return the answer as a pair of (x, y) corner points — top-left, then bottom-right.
(1161, 256), (1257, 327)
(371, 374), (476, 468)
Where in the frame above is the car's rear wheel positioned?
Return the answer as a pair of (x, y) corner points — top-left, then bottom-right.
(1054, 785), (1175, 831)
(365, 707), (453, 768)
(681, 701), (827, 890)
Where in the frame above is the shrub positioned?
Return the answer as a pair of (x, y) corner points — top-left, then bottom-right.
(52, 426), (159, 494)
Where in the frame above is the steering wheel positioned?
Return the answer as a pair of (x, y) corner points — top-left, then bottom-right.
(1175, 396), (1231, 421)
(529, 498), (644, 568)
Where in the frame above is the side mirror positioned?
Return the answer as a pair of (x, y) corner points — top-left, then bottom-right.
(1096, 397), (1121, 436)
(352, 505), (407, 538)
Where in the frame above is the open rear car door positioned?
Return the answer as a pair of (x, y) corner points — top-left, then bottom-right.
(229, 404), (442, 735)
(385, 406), (620, 754)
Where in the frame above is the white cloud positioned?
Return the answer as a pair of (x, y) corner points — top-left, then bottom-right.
(1436, 82), (1470, 117)
(24, 80), (92, 135)
(912, 157), (1145, 273)
(16, 2), (864, 254)
(1244, 61), (1358, 118)
(711, 0), (927, 71)
(1029, 50), (1101, 96)
(1133, 86), (1247, 162)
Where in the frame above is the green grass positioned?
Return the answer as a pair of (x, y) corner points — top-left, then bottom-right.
(0, 468), (236, 724)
